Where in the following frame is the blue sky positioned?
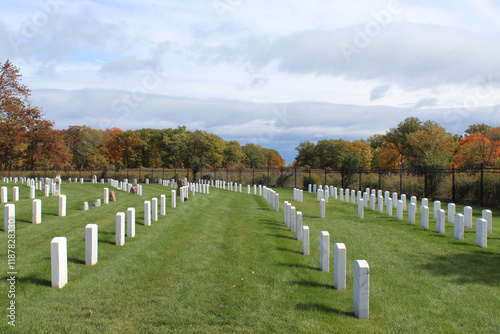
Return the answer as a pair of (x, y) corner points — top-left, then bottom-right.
(1, 0), (499, 164)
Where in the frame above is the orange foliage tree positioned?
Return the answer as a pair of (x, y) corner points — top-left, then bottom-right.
(455, 128), (500, 167)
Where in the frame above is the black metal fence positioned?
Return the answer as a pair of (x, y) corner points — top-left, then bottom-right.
(1, 164), (499, 207)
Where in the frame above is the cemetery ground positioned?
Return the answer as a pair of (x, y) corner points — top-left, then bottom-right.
(0, 182), (499, 333)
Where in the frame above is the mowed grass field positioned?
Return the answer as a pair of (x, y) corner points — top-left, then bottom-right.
(0, 181), (499, 333)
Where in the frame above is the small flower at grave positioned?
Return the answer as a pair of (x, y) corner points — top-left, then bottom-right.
(219, 305), (225, 308)
(251, 271), (255, 274)
(241, 278), (244, 281)
(232, 285), (236, 288)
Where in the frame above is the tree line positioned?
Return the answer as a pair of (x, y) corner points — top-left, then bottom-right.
(294, 117), (500, 170)
(0, 60), (284, 172)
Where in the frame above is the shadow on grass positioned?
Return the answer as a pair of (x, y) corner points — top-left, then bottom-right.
(289, 280), (333, 289)
(296, 303), (353, 316)
(68, 257), (85, 265)
(279, 262), (320, 271)
(16, 275), (51, 287)
(267, 234), (296, 240)
(276, 247), (302, 255)
(416, 251), (500, 286)
(98, 239), (116, 245)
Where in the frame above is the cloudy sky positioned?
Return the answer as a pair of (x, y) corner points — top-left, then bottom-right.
(1, 0), (499, 163)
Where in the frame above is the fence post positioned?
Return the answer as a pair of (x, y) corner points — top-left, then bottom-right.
(267, 167), (270, 187)
(187, 168), (189, 180)
(341, 167), (344, 189)
(423, 166), (427, 198)
(324, 168), (327, 186)
(115, 168), (118, 180)
(378, 167), (381, 190)
(163, 167), (165, 180)
(239, 168), (242, 184)
(252, 168), (255, 185)
(152, 168), (154, 182)
(294, 166), (297, 189)
(214, 167), (217, 180)
(452, 164), (456, 203)
(281, 168), (284, 188)
(226, 167), (229, 182)
(309, 169), (312, 185)
(480, 162), (484, 206)
(399, 164), (403, 195)
(358, 166), (362, 191)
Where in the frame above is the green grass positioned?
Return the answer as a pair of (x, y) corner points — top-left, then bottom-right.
(0, 182), (499, 333)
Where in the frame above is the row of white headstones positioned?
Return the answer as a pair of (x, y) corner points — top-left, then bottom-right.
(282, 197), (369, 320)
(215, 182), (369, 319)
(51, 179), (212, 288)
(309, 184), (493, 248)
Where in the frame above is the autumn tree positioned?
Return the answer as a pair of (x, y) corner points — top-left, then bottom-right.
(455, 127), (500, 167)
(294, 141), (318, 168)
(406, 121), (455, 168)
(242, 143), (266, 168)
(0, 60), (68, 169)
(385, 117), (423, 167)
(223, 140), (245, 167)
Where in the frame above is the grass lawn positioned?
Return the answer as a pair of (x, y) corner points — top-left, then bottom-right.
(0, 181), (499, 333)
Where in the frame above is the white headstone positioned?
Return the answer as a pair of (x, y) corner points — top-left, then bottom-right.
(32, 199), (42, 224)
(290, 206), (296, 232)
(85, 224), (98, 265)
(358, 199), (364, 219)
(334, 243), (346, 291)
(44, 184), (50, 197)
(339, 188), (344, 201)
(104, 188), (109, 204)
(421, 198), (428, 208)
(13, 187), (19, 202)
(351, 190), (356, 204)
(82, 202), (89, 211)
(454, 213), (464, 240)
(386, 198), (393, 216)
(319, 199), (326, 218)
(448, 203), (456, 223)
(275, 193), (279, 212)
(152, 198), (158, 222)
(482, 209), (492, 234)
(353, 260), (370, 319)
(433, 201), (441, 219)
(421, 206), (429, 229)
(302, 226), (310, 255)
(320, 231), (330, 272)
(160, 195), (166, 216)
(464, 206), (473, 228)
(1, 186), (7, 203)
(116, 212), (125, 246)
(396, 200), (403, 220)
(308, 184), (312, 193)
(436, 209), (445, 234)
(370, 194), (376, 210)
(313, 184), (317, 193)
(51, 237), (68, 288)
(401, 194), (407, 210)
(476, 218), (487, 248)
(408, 203), (416, 224)
(144, 201), (151, 226)
(4, 204), (15, 232)
(59, 195), (66, 217)
(171, 190), (176, 208)
(296, 211), (303, 241)
(378, 195), (384, 213)
(30, 185), (36, 199)
(127, 207), (136, 237)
